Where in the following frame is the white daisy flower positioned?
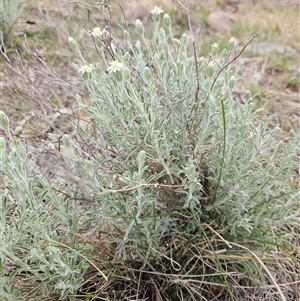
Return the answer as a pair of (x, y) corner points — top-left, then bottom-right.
(78, 65), (93, 74)
(92, 27), (103, 38)
(151, 6), (164, 15)
(107, 60), (124, 73)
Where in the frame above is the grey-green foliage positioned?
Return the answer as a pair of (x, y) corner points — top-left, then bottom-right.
(0, 0), (25, 37)
(0, 138), (89, 300)
(0, 11), (299, 300)
(68, 17), (299, 241)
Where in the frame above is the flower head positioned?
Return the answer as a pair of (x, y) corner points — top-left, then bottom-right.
(78, 65), (93, 74)
(151, 6), (164, 15)
(92, 27), (103, 38)
(107, 60), (124, 73)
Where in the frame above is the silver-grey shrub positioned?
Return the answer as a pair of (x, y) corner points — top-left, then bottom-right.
(0, 8), (299, 300)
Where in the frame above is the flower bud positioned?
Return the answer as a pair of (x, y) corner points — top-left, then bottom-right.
(144, 66), (152, 82)
(289, 130), (296, 139)
(137, 150), (146, 167)
(207, 62), (214, 77)
(135, 19), (144, 36)
(163, 13), (171, 29)
(207, 62), (214, 69)
(211, 43), (219, 55)
(228, 37), (237, 48)
(244, 90), (252, 101)
(220, 48), (227, 58)
(68, 37), (78, 52)
(15, 126), (22, 136)
(62, 134), (72, 148)
(228, 76), (236, 89)
(123, 52), (130, 63)
(198, 57), (205, 71)
(173, 38), (180, 47)
(180, 33), (188, 47)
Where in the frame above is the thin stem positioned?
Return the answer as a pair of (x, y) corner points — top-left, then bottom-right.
(213, 98), (226, 202)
